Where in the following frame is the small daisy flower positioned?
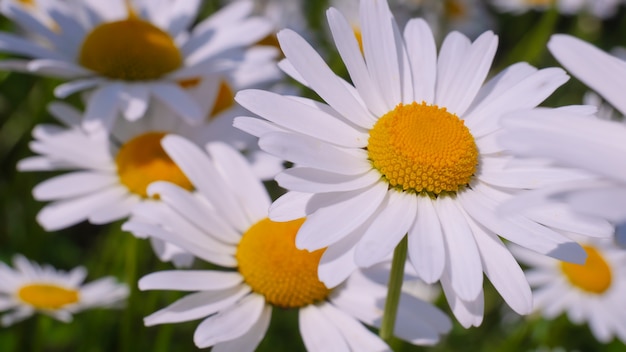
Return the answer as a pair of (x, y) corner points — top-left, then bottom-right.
(123, 136), (451, 350)
(233, 0), (613, 326)
(512, 237), (626, 343)
(0, 254), (129, 326)
(0, 0), (273, 131)
(500, 35), (626, 226)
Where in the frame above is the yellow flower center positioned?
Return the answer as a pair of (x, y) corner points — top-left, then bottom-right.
(78, 17), (182, 81)
(236, 218), (330, 309)
(352, 26), (364, 54)
(18, 284), (79, 310)
(115, 132), (193, 198)
(561, 245), (612, 294)
(367, 102), (478, 196)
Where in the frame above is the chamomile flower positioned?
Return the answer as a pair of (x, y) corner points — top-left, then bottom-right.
(500, 35), (626, 226)
(0, 254), (129, 326)
(123, 136), (451, 350)
(233, 0), (613, 326)
(0, 0), (273, 131)
(511, 237), (626, 343)
(18, 87), (282, 234)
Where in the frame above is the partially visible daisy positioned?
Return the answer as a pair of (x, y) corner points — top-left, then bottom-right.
(0, 0), (273, 131)
(233, 0), (613, 326)
(511, 237), (626, 343)
(123, 136), (451, 350)
(18, 88), (283, 233)
(500, 35), (626, 226)
(490, 0), (624, 18)
(0, 254), (129, 326)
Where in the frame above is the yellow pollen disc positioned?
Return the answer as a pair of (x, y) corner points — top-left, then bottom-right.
(236, 218), (330, 309)
(210, 80), (235, 118)
(79, 18), (182, 81)
(115, 132), (193, 198)
(445, 0), (467, 18)
(561, 245), (612, 294)
(18, 283), (79, 310)
(367, 102), (478, 195)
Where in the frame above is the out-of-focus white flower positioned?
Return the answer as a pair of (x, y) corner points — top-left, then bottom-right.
(0, 0), (273, 131)
(512, 237), (626, 343)
(0, 254), (128, 326)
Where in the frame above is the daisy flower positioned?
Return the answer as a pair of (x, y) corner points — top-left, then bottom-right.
(511, 237), (626, 343)
(500, 35), (626, 226)
(0, 254), (129, 326)
(0, 0), (273, 131)
(233, 0), (613, 326)
(18, 75), (282, 234)
(123, 136), (451, 350)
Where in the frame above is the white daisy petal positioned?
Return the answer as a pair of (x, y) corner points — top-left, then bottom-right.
(259, 132), (371, 175)
(54, 78), (103, 99)
(318, 303), (390, 352)
(161, 135), (250, 232)
(439, 31), (498, 116)
(360, 0), (402, 109)
(548, 34), (626, 116)
(207, 142), (271, 223)
(436, 197), (483, 301)
(193, 294), (266, 349)
(37, 186), (128, 231)
(408, 196), (445, 284)
(122, 221), (236, 268)
(212, 304), (271, 352)
(147, 182), (240, 245)
(144, 285), (250, 326)
(83, 84), (122, 132)
(150, 84), (203, 124)
(296, 182), (388, 250)
(355, 191), (417, 267)
(299, 304), (350, 352)
(465, 213), (532, 315)
(435, 32), (470, 108)
(440, 270), (484, 328)
(139, 271), (243, 292)
(232, 116), (288, 138)
(88, 194), (138, 224)
(403, 18), (437, 104)
(268, 191), (314, 222)
(28, 59), (91, 78)
(276, 168), (380, 194)
(32, 171), (118, 201)
(327, 7), (387, 117)
(0, 32), (65, 60)
(277, 29), (375, 128)
(460, 188), (586, 264)
(235, 89), (368, 148)
(119, 84), (150, 121)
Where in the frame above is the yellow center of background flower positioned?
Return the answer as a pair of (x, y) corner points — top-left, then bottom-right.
(18, 283), (79, 310)
(115, 132), (193, 198)
(79, 18), (182, 80)
(210, 80), (235, 118)
(561, 245), (612, 294)
(236, 218), (330, 309)
(367, 102), (478, 195)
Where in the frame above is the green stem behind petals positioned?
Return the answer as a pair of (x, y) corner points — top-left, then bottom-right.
(379, 235), (408, 342)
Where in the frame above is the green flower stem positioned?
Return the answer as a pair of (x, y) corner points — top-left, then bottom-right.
(121, 235), (138, 352)
(378, 235), (408, 342)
